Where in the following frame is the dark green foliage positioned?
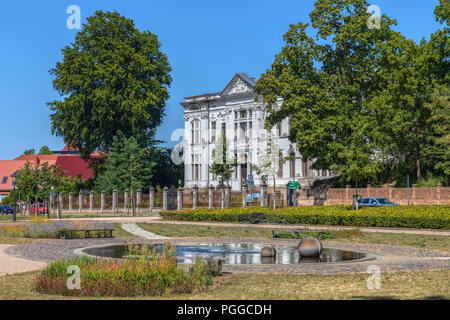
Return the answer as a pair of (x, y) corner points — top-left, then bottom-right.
(47, 10), (172, 158)
(150, 147), (184, 188)
(23, 149), (35, 155)
(161, 206), (450, 230)
(95, 133), (155, 194)
(38, 146), (53, 155)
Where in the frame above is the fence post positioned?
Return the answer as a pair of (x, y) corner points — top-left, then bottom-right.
(367, 184), (371, 197)
(149, 187), (154, 212)
(163, 186), (169, 211)
(242, 184), (248, 207)
(101, 191), (105, 213)
(124, 189), (129, 214)
(261, 183), (267, 207)
(437, 183), (442, 205)
(208, 185), (214, 209)
(136, 189), (142, 213)
(412, 184), (417, 205)
(388, 186), (393, 200)
(69, 192), (73, 212)
(192, 185), (198, 209)
(113, 189), (118, 213)
(225, 185), (231, 208)
(89, 191), (94, 211)
(78, 191), (83, 212)
(177, 187), (183, 210)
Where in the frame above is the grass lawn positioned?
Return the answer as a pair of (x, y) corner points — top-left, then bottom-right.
(137, 223), (450, 252)
(1, 269), (448, 300)
(0, 223), (134, 244)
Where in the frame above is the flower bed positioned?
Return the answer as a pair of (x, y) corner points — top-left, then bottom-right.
(0, 217), (114, 239)
(35, 243), (214, 297)
(161, 206), (450, 230)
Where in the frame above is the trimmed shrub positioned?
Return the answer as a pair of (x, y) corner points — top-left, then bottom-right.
(160, 206), (450, 230)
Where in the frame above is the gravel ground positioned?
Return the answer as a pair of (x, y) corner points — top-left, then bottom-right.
(0, 245), (48, 276)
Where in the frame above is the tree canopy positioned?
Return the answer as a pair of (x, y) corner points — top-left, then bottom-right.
(47, 10), (172, 158)
(255, 0), (449, 186)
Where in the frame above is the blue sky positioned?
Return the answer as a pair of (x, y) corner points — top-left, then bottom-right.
(0, 0), (443, 159)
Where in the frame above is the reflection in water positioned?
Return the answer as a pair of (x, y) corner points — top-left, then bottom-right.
(84, 243), (366, 265)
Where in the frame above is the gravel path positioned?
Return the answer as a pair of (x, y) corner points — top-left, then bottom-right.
(121, 223), (169, 240)
(0, 244), (48, 276)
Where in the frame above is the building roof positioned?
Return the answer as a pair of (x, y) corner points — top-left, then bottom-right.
(0, 154), (99, 194)
(181, 72), (257, 107)
(0, 160), (28, 193)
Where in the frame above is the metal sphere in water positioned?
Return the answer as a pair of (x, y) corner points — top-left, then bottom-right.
(261, 246), (277, 257)
(297, 237), (323, 257)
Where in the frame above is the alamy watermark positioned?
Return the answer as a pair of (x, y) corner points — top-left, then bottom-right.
(66, 5), (81, 30)
(366, 265), (381, 290)
(367, 5), (381, 30)
(67, 265), (81, 290)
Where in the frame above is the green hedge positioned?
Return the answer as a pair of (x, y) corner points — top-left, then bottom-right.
(160, 206), (450, 230)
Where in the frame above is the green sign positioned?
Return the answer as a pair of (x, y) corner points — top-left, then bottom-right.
(289, 181), (300, 189)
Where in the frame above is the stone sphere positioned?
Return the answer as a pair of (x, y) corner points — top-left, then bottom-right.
(261, 246), (277, 257)
(297, 237), (323, 257)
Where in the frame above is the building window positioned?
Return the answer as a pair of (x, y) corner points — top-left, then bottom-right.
(239, 122), (247, 140)
(1, 177), (7, 184)
(192, 154), (201, 182)
(191, 120), (201, 144)
(240, 110), (247, 119)
(277, 122), (282, 137)
(211, 121), (216, 143)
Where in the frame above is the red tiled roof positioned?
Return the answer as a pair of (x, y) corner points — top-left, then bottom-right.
(0, 155), (101, 194)
(0, 160), (28, 194)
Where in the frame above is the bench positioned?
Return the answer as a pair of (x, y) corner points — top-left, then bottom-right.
(247, 212), (265, 224)
(58, 228), (114, 239)
(272, 229), (326, 240)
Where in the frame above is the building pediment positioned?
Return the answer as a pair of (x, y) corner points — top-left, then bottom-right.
(221, 73), (256, 96)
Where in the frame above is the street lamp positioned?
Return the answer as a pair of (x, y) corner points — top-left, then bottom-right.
(11, 173), (17, 222)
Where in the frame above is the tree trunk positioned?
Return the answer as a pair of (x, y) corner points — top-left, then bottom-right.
(416, 147), (421, 180)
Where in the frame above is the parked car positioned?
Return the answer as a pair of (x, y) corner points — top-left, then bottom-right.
(354, 197), (398, 207)
(0, 205), (14, 215)
(30, 203), (49, 215)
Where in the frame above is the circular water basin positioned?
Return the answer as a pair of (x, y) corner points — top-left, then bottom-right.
(81, 243), (372, 265)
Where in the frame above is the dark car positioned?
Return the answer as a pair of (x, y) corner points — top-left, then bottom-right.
(0, 205), (14, 215)
(354, 197), (398, 207)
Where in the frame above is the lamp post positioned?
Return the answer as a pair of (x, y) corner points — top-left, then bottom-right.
(11, 173), (17, 222)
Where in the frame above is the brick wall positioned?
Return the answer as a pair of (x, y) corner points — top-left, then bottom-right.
(324, 184), (450, 205)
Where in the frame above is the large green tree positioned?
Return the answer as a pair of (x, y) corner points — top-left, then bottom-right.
(370, 1), (449, 183)
(255, 0), (397, 185)
(95, 133), (155, 194)
(47, 10), (172, 158)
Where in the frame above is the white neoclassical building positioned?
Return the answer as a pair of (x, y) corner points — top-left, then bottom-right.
(181, 73), (331, 191)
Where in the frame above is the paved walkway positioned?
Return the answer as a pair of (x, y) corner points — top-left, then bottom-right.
(0, 244), (47, 276)
(121, 223), (168, 240)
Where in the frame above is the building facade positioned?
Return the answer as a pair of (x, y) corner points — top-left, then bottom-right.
(181, 73), (331, 191)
